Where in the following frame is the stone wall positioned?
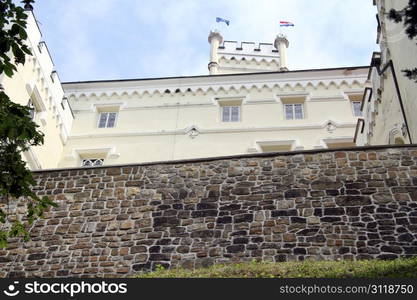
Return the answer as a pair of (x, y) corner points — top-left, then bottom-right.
(1, 145), (417, 278)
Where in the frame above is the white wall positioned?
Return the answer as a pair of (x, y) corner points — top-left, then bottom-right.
(358, 0), (417, 146)
(60, 68), (368, 167)
(0, 11), (73, 169)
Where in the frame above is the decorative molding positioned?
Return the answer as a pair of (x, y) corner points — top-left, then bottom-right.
(278, 91), (310, 103)
(185, 125), (200, 139)
(253, 139), (303, 153)
(309, 94), (346, 102)
(64, 70), (369, 101)
(74, 102), (215, 113)
(65, 146), (120, 160)
(278, 91), (310, 97)
(219, 56), (280, 65)
(318, 136), (355, 149)
(92, 102), (126, 112)
(245, 99), (277, 105)
(68, 120), (357, 140)
(214, 95), (246, 106)
(325, 121), (337, 133)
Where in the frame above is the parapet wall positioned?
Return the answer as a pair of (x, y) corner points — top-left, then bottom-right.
(219, 41), (278, 55)
(1, 145), (417, 278)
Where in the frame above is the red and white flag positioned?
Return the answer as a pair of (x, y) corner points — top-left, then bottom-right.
(280, 21), (294, 27)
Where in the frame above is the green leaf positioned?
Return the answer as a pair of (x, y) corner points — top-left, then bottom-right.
(0, 231), (8, 249)
(3, 64), (14, 77)
(10, 24), (20, 36)
(19, 27), (28, 40)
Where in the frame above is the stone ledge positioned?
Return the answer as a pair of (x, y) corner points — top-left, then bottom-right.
(34, 144), (417, 173)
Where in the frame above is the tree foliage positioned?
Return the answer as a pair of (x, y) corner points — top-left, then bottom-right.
(387, 0), (417, 82)
(0, 0), (57, 248)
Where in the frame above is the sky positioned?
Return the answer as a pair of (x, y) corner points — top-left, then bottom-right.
(31, 0), (378, 82)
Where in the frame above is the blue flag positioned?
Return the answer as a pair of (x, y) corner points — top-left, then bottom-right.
(216, 17), (230, 26)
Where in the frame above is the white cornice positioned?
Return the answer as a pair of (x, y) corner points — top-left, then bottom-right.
(63, 68), (370, 100)
(68, 120), (357, 140)
(254, 139), (303, 152)
(245, 99), (277, 105)
(74, 102), (215, 113)
(309, 94), (346, 102)
(65, 146), (120, 160)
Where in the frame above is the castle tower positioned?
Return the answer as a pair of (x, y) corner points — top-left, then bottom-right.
(274, 34), (289, 71)
(208, 31), (224, 75)
(208, 31), (290, 75)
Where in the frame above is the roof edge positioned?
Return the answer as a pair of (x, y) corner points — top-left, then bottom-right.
(62, 65), (370, 86)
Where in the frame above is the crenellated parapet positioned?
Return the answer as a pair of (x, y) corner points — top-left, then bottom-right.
(218, 41), (279, 60)
(209, 31), (290, 74)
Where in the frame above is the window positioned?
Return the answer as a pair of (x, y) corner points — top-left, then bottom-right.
(81, 159), (104, 167)
(28, 99), (36, 120)
(98, 112), (117, 128)
(222, 106), (240, 122)
(352, 101), (362, 117)
(284, 103), (303, 120)
(26, 85), (47, 125)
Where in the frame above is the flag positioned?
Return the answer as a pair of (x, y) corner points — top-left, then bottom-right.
(280, 21), (294, 27)
(216, 17), (230, 26)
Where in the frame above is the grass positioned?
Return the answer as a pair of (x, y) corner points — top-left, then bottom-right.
(135, 257), (417, 278)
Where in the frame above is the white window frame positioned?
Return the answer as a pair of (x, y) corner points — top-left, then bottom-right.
(98, 112), (118, 128)
(352, 101), (362, 117)
(221, 105), (241, 122)
(81, 158), (104, 167)
(284, 103), (304, 120)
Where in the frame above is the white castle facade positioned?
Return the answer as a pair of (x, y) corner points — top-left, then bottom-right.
(1, 8), (376, 170)
(355, 0), (417, 146)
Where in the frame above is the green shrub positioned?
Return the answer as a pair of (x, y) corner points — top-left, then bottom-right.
(135, 257), (417, 278)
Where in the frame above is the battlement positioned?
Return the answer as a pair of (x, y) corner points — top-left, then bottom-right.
(208, 31), (289, 74)
(218, 41), (279, 58)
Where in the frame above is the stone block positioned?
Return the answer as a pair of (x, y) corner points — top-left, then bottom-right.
(284, 189), (307, 198)
(335, 195), (371, 206)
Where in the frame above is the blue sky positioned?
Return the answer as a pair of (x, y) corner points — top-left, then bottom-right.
(31, 0), (378, 82)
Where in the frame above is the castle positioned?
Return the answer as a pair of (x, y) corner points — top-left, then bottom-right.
(0, 7), (370, 170)
(1, 1), (417, 278)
